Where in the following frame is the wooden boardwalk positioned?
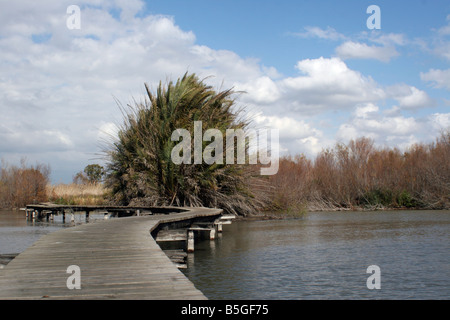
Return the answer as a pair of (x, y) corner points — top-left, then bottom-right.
(0, 207), (223, 300)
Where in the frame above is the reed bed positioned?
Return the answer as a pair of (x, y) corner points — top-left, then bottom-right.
(47, 183), (108, 206)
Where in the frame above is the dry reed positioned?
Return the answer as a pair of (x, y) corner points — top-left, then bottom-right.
(47, 183), (108, 206)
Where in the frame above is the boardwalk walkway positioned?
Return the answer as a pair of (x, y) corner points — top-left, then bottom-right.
(0, 207), (222, 300)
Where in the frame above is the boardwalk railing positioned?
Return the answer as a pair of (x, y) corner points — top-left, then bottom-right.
(23, 203), (189, 222)
(0, 206), (230, 300)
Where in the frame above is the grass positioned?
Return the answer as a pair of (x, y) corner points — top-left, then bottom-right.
(47, 183), (108, 206)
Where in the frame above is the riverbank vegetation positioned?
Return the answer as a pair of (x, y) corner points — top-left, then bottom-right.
(266, 132), (450, 214)
(46, 183), (107, 206)
(1, 131), (448, 213)
(0, 160), (108, 209)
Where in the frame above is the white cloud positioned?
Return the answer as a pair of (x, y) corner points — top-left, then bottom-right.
(336, 41), (399, 62)
(421, 68), (450, 90)
(386, 84), (434, 109)
(354, 103), (379, 119)
(337, 103), (449, 150)
(276, 57), (385, 113)
(367, 32), (408, 46)
(293, 26), (346, 41)
(235, 76), (281, 104)
(253, 114), (325, 157)
(337, 105), (420, 147)
(437, 14), (450, 36)
(429, 113), (450, 131)
(425, 15), (450, 61)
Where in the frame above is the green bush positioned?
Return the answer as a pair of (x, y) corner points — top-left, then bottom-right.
(396, 190), (418, 208)
(359, 189), (394, 207)
(104, 73), (266, 216)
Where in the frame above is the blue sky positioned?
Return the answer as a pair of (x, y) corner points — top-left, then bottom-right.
(144, 0), (449, 73)
(0, 0), (449, 183)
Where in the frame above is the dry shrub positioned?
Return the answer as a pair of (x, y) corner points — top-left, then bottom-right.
(0, 160), (50, 209)
(265, 130), (450, 212)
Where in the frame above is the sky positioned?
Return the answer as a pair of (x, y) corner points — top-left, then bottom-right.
(0, 0), (449, 183)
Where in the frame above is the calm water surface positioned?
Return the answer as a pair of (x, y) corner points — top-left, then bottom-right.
(182, 210), (450, 300)
(1, 209), (449, 299)
(0, 210), (107, 255)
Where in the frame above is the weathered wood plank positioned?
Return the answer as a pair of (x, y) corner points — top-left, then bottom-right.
(155, 229), (188, 242)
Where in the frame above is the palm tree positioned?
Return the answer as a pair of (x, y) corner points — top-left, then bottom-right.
(104, 73), (267, 216)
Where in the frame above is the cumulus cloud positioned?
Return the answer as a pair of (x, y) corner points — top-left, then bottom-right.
(338, 104), (421, 147)
(248, 57), (386, 115)
(337, 103), (449, 150)
(253, 114), (325, 157)
(386, 84), (435, 110)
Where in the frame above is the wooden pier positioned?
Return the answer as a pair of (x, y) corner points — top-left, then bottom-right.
(0, 205), (233, 300)
(22, 203), (186, 222)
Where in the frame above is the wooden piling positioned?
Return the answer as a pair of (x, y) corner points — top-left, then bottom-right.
(187, 230), (195, 253)
(209, 227), (216, 240)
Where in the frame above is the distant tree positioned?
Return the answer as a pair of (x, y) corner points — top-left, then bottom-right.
(73, 164), (104, 185)
(84, 164), (104, 184)
(72, 171), (89, 185)
(0, 159), (50, 208)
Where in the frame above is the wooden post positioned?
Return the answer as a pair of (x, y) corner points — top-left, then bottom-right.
(85, 210), (90, 222)
(217, 222), (223, 233)
(62, 212), (65, 223)
(187, 230), (194, 253)
(209, 227), (216, 240)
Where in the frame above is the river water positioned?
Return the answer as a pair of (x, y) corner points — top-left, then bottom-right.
(1, 209), (449, 299)
(182, 210), (450, 300)
(0, 210), (108, 255)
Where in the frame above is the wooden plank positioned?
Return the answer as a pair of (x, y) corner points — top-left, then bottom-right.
(155, 229), (187, 242)
(219, 214), (236, 220)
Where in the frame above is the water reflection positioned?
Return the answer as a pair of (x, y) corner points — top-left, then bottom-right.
(182, 210), (450, 300)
